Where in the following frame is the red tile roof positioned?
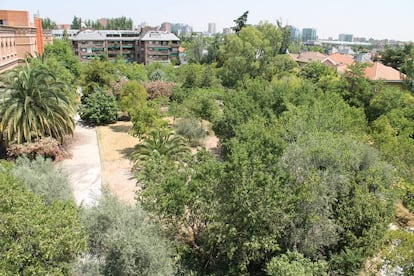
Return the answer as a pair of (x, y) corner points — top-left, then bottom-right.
(364, 62), (405, 82)
(329, 53), (355, 66)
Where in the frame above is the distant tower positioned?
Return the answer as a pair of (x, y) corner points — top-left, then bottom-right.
(338, 33), (354, 42)
(223, 27), (231, 35)
(208, 22), (216, 34)
(160, 22), (172, 33)
(302, 28), (317, 42)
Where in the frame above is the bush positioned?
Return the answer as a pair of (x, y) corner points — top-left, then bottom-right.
(12, 156), (73, 204)
(79, 192), (175, 275)
(144, 81), (176, 100)
(266, 251), (328, 276)
(7, 137), (66, 160)
(0, 161), (86, 274)
(175, 117), (206, 146)
(80, 92), (119, 125)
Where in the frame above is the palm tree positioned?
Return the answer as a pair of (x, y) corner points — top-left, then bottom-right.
(0, 63), (75, 145)
(131, 128), (190, 169)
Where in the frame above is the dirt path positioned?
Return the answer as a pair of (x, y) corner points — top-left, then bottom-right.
(97, 121), (140, 205)
(60, 123), (102, 207)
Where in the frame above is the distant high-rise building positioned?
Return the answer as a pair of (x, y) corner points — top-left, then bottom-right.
(287, 25), (301, 42)
(302, 28), (317, 42)
(338, 33), (353, 42)
(170, 23), (192, 36)
(160, 22), (171, 33)
(223, 27), (231, 35)
(208, 22), (216, 34)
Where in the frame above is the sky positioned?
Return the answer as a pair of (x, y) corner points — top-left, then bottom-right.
(1, 0), (414, 41)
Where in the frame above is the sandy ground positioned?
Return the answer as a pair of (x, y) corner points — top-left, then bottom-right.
(97, 121), (140, 205)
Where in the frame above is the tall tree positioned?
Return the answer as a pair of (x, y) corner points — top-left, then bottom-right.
(41, 17), (57, 30)
(71, 16), (81, 29)
(0, 63), (75, 144)
(231, 11), (249, 34)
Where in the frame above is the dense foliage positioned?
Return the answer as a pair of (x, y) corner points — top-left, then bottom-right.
(76, 192), (175, 275)
(133, 22), (413, 275)
(0, 161), (86, 274)
(80, 90), (119, 125)
(1, 18), (413, 275)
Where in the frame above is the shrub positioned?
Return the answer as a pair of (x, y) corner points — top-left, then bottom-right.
(266, 251), (328, 276)
(149, 69), (166, 81)
(79, 192), (175, 275)
(80, 92), (119, 125)
(12, 156), (73, 204)
(144, 81), (176, 100)
(7, 137), (66, 160)
(0, 161), (87, 274)
(175, 117), (206, 146)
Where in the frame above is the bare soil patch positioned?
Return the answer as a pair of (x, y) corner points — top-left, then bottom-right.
(97, 121), (140, 205)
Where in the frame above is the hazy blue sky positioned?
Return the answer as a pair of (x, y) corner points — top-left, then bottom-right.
(1, 0), (413, 41)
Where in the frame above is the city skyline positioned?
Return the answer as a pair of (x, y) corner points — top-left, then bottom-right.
(1, 0), (414, 41)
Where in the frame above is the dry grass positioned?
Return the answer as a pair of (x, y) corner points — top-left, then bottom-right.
(97, 121), (140, 205)
(396, 201), (414, 227)
(96, 119), (220, 205)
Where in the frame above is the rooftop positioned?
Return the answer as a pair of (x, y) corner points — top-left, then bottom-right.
(289, 51), (327, 63)
(140, 31), (179, 41)
(364, 62), (405, 82)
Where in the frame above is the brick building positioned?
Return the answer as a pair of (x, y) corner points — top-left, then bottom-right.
(0, 10), (47, 73)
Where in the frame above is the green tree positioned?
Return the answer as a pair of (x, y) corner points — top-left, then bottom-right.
(276, 20), (291, 54)
(218, 23), (284, 87)
(0, 63), (75, 144)
(232, 11), (249, 34)
(342, 62), (374, 108)
(118, 80), (148, 113)
(281, 132), (394, 273)
(78, 192), (175, 275)
(136, 149), (223, 273)
(378, 43), (413, 71)
(280, 92), (367, 142)
(298, 61), (337, 84)
(0, 161), (86, 274)
(131, 128), (190, 169)
(44, 39), (81, 79)
(41, 17), (57, 30)
(80, 59), (115, 96)
(71, 16), (82, 29)
(80, 90), (119, 125)
(129, 102), (167, 138)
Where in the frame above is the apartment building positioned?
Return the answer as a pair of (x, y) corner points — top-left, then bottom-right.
(138, 31), (179, 64)
(71, 29), (140, 62)
(71, 29), (180, 64)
